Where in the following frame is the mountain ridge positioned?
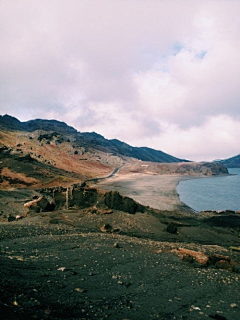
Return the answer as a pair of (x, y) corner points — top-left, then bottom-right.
(0, 114), (229, 189)
(216, 154), (240, 168)
(0, 114), (187, 163)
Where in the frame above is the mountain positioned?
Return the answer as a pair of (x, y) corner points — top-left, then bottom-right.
(216, 154), (240, 168)
(0, 114), (186, 163)
(0, 114), (228, 189)
(0, 114), (77, 134)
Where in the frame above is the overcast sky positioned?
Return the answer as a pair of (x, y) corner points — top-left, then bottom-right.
(1, 0), (240, 161)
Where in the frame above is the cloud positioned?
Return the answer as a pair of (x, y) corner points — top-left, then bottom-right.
(0, 0), (240, 160)
(134, 115), (240, 162)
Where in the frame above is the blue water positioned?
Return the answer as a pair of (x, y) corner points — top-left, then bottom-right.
(177, 168), (240, 212)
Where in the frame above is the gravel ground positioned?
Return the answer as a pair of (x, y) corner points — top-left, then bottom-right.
(0, 174), (239, 320)
(0, 213), (240, 320)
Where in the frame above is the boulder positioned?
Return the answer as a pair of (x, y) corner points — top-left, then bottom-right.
(209, 254), (231, 265)
(100, 224), (112, 233)
(177, 248), (209, 266)
(24, 196), (55, 215)
(215, 260), (232, 271)
(104, 191), (145, 214)
(166, 222), (178, 234)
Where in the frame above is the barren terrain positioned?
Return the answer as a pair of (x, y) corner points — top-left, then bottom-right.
(93, 173), (194, 211)
(0, 118), (239, 319)
(0, 173), (240, 319)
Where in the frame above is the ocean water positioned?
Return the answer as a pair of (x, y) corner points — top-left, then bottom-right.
(177, 168), (240, 212)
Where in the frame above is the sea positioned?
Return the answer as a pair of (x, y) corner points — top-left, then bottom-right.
(177, 168), (240, 212)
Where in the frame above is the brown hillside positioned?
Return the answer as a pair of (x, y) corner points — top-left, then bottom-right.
(0, 129), (123, 188)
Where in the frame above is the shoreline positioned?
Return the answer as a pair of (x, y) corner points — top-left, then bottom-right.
(93, 173), (196, 213)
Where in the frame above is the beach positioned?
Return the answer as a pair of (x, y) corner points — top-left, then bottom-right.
(93, 173), (194, 212)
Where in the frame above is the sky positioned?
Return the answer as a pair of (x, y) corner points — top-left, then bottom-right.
(1, 0), (240, 161)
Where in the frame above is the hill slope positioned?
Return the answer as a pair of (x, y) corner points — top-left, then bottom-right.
(0, 114), (186, 163)
(217, 154), (240, 168)
(0, 114), (228, 189)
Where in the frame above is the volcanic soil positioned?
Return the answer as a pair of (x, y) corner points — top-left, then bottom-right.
(0, 177), (240, 320)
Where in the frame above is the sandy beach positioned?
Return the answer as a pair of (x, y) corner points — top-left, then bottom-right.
(93, 173), (194, 212)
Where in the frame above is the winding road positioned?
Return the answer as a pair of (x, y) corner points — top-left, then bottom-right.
(83, 165), (124, 185)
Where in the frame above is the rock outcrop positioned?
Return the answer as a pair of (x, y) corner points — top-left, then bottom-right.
(24, 184), (145, 215)
(168, 162), (228, 176)
(174, 248), (240, 272)
(24, 196), (55, 215)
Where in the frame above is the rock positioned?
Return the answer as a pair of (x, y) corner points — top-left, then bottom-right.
(229, 246), (240, 252)
(8, 216), (16, 222)
(100, 224), (112, 233)
(209, 254), (231, 265)
(41, 185), (145, 214)
(57, 267), (66, 272)
(86, 207), (114, 215)
(215, 260), (232, 271)
(177, 248), (209, 266)
(75, 288), (86, 293)
(13, 300), (18, 306)
(190, 305), (201, 311)
(102, 209), (114, 215)
(166, 222), (178, 234)
(230, 303), (237, 308)
(24, 196), (55, 215)
(104, 190), (145, 214)
(113, 242), (120, 248)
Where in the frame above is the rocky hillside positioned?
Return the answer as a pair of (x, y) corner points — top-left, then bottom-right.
(0, 114), (228, 189)
(0, 115), (187, 163)
(216, 154), (240, 168)
(125, 161), (229, 176)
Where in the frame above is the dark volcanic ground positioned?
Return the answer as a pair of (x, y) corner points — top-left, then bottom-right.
(0, 206), (240, 320)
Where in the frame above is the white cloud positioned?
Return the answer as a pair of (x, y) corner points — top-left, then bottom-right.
(134, 115), (240, 162)
(1, 0), (240, 160)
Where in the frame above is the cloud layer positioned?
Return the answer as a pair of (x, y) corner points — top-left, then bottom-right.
(1, 0), (240, 161)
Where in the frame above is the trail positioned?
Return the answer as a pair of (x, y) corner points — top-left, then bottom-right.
(83, 165), (124, 185)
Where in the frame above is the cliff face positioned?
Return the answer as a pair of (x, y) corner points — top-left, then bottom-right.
(119, 161), (229, 176)
(173, 162), (229, 176)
